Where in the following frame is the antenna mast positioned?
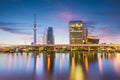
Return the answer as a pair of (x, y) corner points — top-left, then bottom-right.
(33, 14), (37, 45)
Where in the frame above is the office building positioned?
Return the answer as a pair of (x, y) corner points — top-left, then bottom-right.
(69, 21), (83, 44)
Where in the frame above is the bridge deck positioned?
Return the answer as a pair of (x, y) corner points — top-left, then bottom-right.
(15, 44), (120, 47)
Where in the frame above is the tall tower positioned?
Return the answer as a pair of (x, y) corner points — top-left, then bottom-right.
(33, 14), (37, 45)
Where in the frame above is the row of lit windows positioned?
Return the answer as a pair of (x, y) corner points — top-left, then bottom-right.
(70, 23), (83, 27)
(70, 27), (82, 31)
(70, 30), (83, 32)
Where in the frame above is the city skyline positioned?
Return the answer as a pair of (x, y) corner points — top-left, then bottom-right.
(0, 0), (120, 45)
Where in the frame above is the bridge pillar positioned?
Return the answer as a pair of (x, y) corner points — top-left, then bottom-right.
(88, 47), (90, 52)
(26, 47), (30, 53)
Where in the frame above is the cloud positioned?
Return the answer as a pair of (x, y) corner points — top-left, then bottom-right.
(99, 27), (108, 33)
(57, 11), (88, 20)
(0, 21), (29, 25)
(58, 12), (75, 20)
(0, 26), (31, 35)
(96, 26), (120, 43)
(99, 35), (117, 43)
(0, 21), (31, 35)
(98, 26), (120, 36)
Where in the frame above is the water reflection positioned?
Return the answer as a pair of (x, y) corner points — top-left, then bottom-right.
(98, 55), (103, 74)
(113, 53), (120, 75)
(0, 52), (120, 80)
(69, 55), (84, 80)
(85, 56), (89, 73)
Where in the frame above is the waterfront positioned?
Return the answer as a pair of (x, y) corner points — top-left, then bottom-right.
(0, 52), (120, 80)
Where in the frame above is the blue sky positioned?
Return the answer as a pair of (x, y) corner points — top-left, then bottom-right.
(0, 0), (120, 45)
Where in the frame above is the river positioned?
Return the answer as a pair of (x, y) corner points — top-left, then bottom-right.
(0, 52), (120, 80)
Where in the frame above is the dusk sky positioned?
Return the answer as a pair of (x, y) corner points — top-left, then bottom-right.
(0, 0), (120, 45)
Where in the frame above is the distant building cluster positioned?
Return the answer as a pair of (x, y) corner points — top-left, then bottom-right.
(69, 20), (99, 44)
(42, 20), (99, 45)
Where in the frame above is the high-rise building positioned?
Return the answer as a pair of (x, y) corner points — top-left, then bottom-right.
(47, 27), (54, 44)
(83, 28), (88, 43)
(69, 21), (83, 44)
(43, 28), (47, 44)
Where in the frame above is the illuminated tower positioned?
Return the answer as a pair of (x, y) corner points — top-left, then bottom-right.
(69, 21), (83, 44)
(33, 14), (37, 45)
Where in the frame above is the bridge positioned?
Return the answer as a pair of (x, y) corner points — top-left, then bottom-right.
(17, 44), (120, 47)
(1, 44), (120, 52)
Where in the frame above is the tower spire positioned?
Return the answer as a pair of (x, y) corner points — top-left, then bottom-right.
(33, 14), (37, 45)
(34, 14), (36, 27)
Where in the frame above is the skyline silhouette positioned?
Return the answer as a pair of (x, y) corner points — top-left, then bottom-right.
(0, 0), (120, 45)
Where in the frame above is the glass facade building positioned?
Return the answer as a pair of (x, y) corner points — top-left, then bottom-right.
(47, 27), (54, 44)
(69, 21), (83, 44)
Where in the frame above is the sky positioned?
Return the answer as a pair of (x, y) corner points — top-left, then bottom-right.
(0, 0), (120, 45)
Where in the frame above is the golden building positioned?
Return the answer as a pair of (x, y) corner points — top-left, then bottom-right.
(87, 36), (99, 44)
(69, 21), (83, 44)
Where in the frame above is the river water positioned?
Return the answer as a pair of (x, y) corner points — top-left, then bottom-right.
(0, 52), (120, 80)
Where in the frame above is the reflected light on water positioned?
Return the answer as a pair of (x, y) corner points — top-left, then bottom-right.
(20, 54), (23, 68)
(35, 53), (44, 75)
(113, 53), (120, 75)
(47, 54), (50, 72)
(3, 54), (6, 61)
(98, 54), (103, 74)
(85, 56), (89, 73)
(72, 57), (75, 70)
(60, 55), (62, 73)
(13, 53), (17, 69)
(27, 54), (31, 71)
(1, 52), (120, 80)
(36, 56), (40, 72)
(70, 56), (84, 80)
(8, 53), (12, 70)
(70, 64), (84, 80)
